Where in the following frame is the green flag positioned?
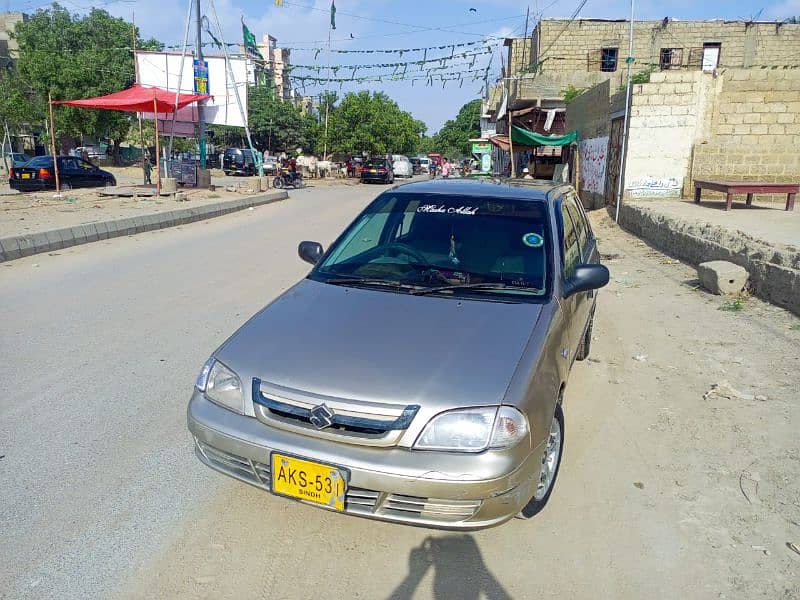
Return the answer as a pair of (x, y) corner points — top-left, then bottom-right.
(330, 0), (336, 30)
(242, 19), (264, 60)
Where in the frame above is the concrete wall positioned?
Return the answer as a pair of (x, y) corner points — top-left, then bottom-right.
(623, 71), (714, 198)
(511, 19), (800, 86)
(567, 80), (611, 209)
(689, 69), (800, 196)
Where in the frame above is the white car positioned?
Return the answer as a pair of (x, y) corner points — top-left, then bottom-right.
(392, 155), (413, 178)
(418, 157), (431, 174)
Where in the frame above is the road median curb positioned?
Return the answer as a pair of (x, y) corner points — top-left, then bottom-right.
(0, 190), (289, 263)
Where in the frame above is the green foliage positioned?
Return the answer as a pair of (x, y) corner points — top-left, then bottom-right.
(719, 296), (746, 312)
(432, 99), (481, 158)
(630, 65), (657, 86)
(248, 85), (316, 154)
(1, 3), (162, 163)
(562, 85), (586, 104)
(326, 91), (421, 157)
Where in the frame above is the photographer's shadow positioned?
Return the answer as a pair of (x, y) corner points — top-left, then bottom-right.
(388, 535), (512, 600)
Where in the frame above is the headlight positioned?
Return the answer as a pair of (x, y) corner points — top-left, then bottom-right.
(414, 406), (529, 452)
(196, 358), (244, 414)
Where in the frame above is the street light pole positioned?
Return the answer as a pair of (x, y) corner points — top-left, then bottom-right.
(195, 0), (206, 170)
(614, 0), (635, 223)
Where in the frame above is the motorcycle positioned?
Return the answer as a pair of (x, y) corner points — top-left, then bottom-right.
(272, 169), (305, 189)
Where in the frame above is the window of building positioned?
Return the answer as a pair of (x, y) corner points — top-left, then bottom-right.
(659, 48), (683, 70)
(600, 47), (618, 72)
(702, 42), (721, 72)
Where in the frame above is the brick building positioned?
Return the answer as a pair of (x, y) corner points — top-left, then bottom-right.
(508, 18), (800, 89)
(0, 11), (28, 69)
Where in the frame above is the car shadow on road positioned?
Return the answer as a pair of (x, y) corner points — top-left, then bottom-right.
(387, 534), (512, 600)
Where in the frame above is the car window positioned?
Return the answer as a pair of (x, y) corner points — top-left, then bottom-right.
(566, 192), (591, 256)
(26, 156), (53, 168)
(78, 159), (95, 170)
(61, 157), (79, 170)
(560, 200), (580, 280)
(563, 200), (585, 259)
(315, 193), (551, 299)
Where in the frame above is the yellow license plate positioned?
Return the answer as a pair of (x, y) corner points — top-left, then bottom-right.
(21, 173), (31, 179)
(369, 169), (377, 173)
(271, 453), (347, 511)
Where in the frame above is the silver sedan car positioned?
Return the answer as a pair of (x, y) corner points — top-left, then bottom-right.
(188, 178), (609, 530)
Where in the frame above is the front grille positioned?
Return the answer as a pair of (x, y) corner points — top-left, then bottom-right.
(196, 439), (481, 523)
(251, 378), (419, 444)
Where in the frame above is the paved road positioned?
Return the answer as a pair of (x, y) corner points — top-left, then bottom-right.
(1, 184), (797, 599)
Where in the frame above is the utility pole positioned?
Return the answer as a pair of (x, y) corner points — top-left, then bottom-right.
(615, 0), (635, 223)
(195, 0), (206, 170)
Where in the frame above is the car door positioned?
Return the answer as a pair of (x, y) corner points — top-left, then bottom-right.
(76, 158), (103, 186)
(557, 194), (584, 360)
(59, 157), (82, 187)
(562, 191), (596, 344)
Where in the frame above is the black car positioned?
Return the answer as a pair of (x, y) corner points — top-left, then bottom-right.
(223, 148), (258, 176)
(9, 156), (116, 192)
(360, 157), (394, 184)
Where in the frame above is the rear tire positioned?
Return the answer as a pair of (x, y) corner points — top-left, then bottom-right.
(575, 313), (594, 361)
(517, 403), (564, 519)
(60, 182), (72, 191)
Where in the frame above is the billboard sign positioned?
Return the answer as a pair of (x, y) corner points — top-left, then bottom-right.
(136, 51), (248, 131)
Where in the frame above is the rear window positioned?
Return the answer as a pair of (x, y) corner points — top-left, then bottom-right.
(25, 156), (53, 168)
(365, 160), (387, 168)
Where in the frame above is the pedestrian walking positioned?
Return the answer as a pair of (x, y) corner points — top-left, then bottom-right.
(441, 158), (450, 179)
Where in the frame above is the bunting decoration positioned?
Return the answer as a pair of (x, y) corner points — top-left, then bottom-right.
(330, 0), (336, 30)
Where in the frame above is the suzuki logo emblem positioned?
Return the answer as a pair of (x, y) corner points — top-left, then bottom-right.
(309, 403), (335, 429)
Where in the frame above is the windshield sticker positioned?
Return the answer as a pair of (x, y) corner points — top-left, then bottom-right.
(416, 204), (479, 215)
(522, 233), (544, 248)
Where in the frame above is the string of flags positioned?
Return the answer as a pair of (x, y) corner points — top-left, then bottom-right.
(288, 47), (492, 72)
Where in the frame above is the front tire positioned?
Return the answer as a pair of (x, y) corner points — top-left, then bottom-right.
(272, 176), (284, 189)
(518, 403), (564, 519)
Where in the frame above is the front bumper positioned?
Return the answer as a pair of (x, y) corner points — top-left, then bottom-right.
(188, 392), (542, 530)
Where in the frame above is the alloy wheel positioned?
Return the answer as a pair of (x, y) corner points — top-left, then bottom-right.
(534, 412), (563, 501)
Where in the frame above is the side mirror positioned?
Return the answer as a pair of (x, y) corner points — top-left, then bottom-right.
(298, 241), (324, 265)
(563, 263), (610, 298)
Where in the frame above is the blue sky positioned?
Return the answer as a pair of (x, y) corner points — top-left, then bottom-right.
(11, 0), (800, 132)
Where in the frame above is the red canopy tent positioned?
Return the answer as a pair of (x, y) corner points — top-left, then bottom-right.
(49, 84), (210, 194)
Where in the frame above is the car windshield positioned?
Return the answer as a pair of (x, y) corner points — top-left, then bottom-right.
(312, 193), (551, 300)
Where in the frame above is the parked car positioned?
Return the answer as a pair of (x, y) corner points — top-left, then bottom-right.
(262, 156), (278, 174)
(392, 154), (413, 178)
(187, 178), (609, 530)
(223, 148), (258, 176)
(360, 157), (394, 184)
(418, 157), (431, 174)
(3, 152), (32, 169)
(409, 157), (422, 175)
(9, 155), (116, 192)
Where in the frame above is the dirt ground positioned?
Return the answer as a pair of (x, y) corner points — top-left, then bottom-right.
(115, 210), (800, 599)
(0, 165), (360, 239)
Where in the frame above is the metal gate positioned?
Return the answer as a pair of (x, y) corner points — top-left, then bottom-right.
(605, 117), (624, 206)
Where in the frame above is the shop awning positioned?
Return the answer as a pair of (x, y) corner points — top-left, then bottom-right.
(53, 83), (210, 114)
(511, 125), (577, 147)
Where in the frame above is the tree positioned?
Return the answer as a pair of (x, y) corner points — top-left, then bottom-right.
(1, 3), (162, 163)
(248, 85), (316, 154)
(326, 91), (421, 157)
(432, 99), (481, 158)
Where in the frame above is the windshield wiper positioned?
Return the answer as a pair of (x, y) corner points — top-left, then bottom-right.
(411, 282), (543, 296)
(323, 275), (424, 291)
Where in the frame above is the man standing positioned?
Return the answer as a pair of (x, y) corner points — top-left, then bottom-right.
(143, 155), (152, 185)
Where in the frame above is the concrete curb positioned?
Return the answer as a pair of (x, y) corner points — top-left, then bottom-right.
(0, 190), (289, 263)
(618, 203), (800, 316)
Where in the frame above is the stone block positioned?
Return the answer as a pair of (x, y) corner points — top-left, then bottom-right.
(161, 177), (178, 193)
(697, 261), (748, 295)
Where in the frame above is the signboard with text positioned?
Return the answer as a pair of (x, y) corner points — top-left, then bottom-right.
(193, 59), (209, 95)
(471, 142), (492, 154)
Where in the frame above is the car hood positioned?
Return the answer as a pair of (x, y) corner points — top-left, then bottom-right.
(218, 278), (542, 409)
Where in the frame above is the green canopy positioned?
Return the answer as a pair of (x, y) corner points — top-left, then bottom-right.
(511, 125), (578, 147)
